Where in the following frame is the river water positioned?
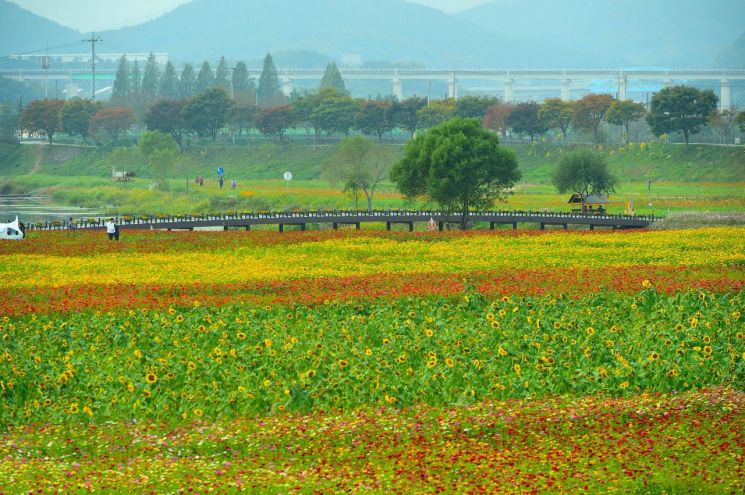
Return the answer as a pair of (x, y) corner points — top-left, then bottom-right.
(0, 195), (104, 224)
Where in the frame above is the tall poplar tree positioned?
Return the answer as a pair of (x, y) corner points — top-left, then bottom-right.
(179, 64), (196, 98)
(111, 55), (130, 105)
(257, 53), (282, 107)
(195, 61), (214, 95)
(231, 61), (256, 104)
(130, 61), (141, 97)
(140, 53), (161, 104)
(215, 56), (230, 93)
(320, 62), (345, 94)
(159, 61), (178, 99)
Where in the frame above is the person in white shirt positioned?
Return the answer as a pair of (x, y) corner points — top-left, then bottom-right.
(105, 218), (116, 240)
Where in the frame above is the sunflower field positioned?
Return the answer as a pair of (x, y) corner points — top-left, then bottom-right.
(0, 227), (743, 494)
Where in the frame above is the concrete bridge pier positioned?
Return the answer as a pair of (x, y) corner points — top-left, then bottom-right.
(720, 79), (731, 111)
(504, 79), (514, 102)
(561, 79), (571, 101)
(281, 77), (293, 97)
(618, 74), (627, 101)
(448, 74), (458, 99)
(392, 77), (403, 100)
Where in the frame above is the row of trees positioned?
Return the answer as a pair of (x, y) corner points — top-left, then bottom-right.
(484, 86), (726, 146)
(16, 81), (744, 147)
(110, 53), (347, 112)
(19, 98), (134, 145)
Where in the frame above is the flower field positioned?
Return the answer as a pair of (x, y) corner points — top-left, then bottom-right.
(1, 227), (743, 493)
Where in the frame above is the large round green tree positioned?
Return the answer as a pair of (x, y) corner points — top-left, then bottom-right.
(391, 118), (521, 229)
(647, 85), (718, 147)
(553, 150), (617, 212)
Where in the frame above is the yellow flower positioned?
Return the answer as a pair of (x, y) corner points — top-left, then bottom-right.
(426, 359), (437, 369)
(365, 348), (373, 356)
(586, 327), (595, 336)
(384, 394), (397, 404)
(264, 339), (272, 348)
(491, 320), (501, 329)
(187, 361), (196, 371)
(338, 359), (348, 369)
(193, 408), (203, 417)
(649, 352), (660, 362)
(445, 358), (455, 368)
(263, 379), (271, 387)
(69, 403), (79, 414)
(513, 363), (521, 376)
(498, 346), (508, 357)
(620, 381), (629, 389)
(236, 332), (246, 340)
(145, 372), (157, 384)
(642, 279), (651, 288)
(306, 369), (316, 378)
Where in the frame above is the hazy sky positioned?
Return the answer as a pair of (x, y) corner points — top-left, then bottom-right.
(12, 0), (493, 32)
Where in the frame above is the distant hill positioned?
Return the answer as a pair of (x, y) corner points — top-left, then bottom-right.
(458, 0), (744, 68)
(98, 0), (590, 68)
(0, 0), (81, 56)
(717, 31), (745, 69)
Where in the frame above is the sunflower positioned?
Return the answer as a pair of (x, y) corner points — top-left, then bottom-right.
(306, 369), (316, 378)
(145, 372), (158, 384)
(338, 359), (348, 369)
(187, 361), (196, 371)
(445, 358), (455, 368)
(649, 352), (660, 362)
(193, 408), (203, 417)
(365, 348), (373, 356)
(69, 403), (79, 414)
(586, 327), (595, 336)
(620, 381), (629, 389)
(491, 320), (501, 329)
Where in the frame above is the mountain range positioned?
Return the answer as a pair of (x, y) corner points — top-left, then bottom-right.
(1, 0), (742, 69)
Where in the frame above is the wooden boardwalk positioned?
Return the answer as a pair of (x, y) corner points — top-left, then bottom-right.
(26, 210), (655, 232)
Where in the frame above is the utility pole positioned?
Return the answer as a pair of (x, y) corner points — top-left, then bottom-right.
(41, 44), (50, 99)
(83, 33), (103, 100)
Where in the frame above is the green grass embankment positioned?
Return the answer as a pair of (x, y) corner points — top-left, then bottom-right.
(2, 141), (743, 184)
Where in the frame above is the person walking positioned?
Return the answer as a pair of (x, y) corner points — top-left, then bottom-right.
(105, 218), (117, 241)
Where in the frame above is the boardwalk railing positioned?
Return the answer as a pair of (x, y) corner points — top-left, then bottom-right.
(26, 209), (656, 232)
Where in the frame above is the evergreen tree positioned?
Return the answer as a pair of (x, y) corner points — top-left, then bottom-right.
(257, 53), (282, 107)
(195, 61), (214, 95)
(111, 55), (130, 105)
(215, 56), (230, 93)
(159, 61), (178, 99)
(179, 64), (196, 99)
(320, 62), (346, 94)
(140, 53), (161, 104)
(131, 60), (141, 97)
(231, 61), (256, 104)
